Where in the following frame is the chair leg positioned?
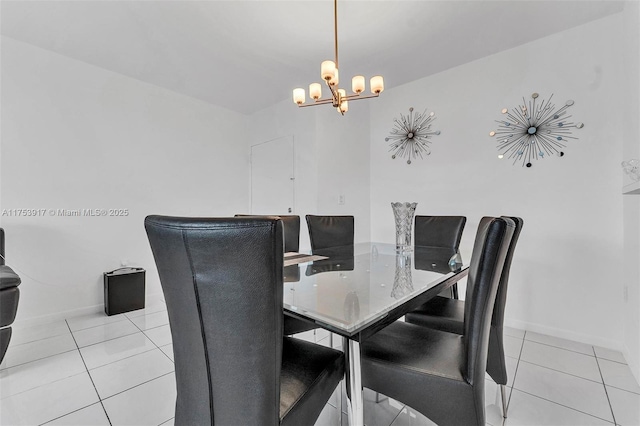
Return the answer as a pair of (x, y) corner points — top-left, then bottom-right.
(338, 378), (343, 426)
(452, 282), (459, 299)
(329, 332), (334, 349)
(500, 384), (508, 418)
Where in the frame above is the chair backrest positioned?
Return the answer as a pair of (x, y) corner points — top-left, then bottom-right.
(413, 246), (458, 274)
(462, 217), (514, 386)
(306, 215), (354, 251)
(0, 228), (5, 265)
(235, 214), (300, 252)
(145, 216), (284, 425)
(492, 217), (524, 327)
(414, 216), (466, 250)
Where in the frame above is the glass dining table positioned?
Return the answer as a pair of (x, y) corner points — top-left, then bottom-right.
(282, 243), (469, 426)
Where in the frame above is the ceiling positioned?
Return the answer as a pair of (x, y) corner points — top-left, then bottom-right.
(0, 1), (625, 115)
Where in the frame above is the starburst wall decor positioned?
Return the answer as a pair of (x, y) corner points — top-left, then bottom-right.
(489, 93), (584, 167)
(386, 107), (440, 165)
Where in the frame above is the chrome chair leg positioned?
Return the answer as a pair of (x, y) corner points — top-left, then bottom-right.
(500, 384), (508, 418)
(329, 332), (334, 349)
(338, 378), (344, 426)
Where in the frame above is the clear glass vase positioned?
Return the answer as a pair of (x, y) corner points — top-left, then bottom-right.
(391, 202), (417, 252)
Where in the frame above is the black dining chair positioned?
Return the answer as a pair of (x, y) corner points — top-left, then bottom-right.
(414, 215), (466, 298)
(305, 215), (355, 348)
(0, 228), (21, 364)
(145, 216), (345, 426)
(405, 216), (523, 418)
(361, 217), (515, 426)
(306, 215), (354, 252)
(234, 214), (316, 336)
(234, 214), (300, 252)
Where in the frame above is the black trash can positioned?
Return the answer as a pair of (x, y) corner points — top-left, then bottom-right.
(104, 267), (145, 316)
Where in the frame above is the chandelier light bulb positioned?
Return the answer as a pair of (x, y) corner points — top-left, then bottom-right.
(329, 68), (339, 86)
(293, 88), (306, 105)
(309, 83), (322, 101)
(321, 60), (336, 81)
(370, 76), (384, 94)
(352, 75), (365, 94)
(339, 100), (349, 113)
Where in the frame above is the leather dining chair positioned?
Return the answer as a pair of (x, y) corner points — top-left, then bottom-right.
(0, 228), (21, 364)
(145, 216), (345, 426)
(414, 216), (466, 298)
(361, 217), (515, 426)
(234, 214), (315, 336)
(234, 214), (300, 253)
(405, 216), (523, 418)
(306, 215), (354, 251)
(305, 215), (354, 348)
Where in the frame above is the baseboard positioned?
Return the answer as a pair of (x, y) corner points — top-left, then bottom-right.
(12, 292), (167, 329)
(622, 343), (640, 385)
(504, 318), (624, 353)
(13, 304), (104, 329)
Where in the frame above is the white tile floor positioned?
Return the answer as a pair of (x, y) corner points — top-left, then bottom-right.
(1, 298), (639, 426)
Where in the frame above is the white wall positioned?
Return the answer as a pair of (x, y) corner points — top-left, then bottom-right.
(314, 104), (371, 244)
(247, 100), (319, 250)
(621, 1), (640, 382)
(369, 14), (626, 349)
(0, 37), (250, 323)
(248, 99), (371, 248)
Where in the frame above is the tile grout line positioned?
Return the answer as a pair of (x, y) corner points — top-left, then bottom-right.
(128, 314), (174, 363)
(81, 315), (165, 370)
(523, 338), (596, 358)
(507, 331), (616, 424)
(516, 359), (605, 386)
(0, 347), (79, 371)
(100, 370), (174, 402)
(74, 311), (168, 352)
(593, 346), (618, 425)
(64, 319), (113, 426)
(511, 388), (617, 425)
(0, 370), (89, 404)
(75, 329), (141, 350)
(511, 336), (615, 425)
(386, 404), (405, 426)
(67, 315), (131, 333)
(505, 330), (527, 411)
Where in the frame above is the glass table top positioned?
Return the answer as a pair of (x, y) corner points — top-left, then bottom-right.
(283, 243), (467, 336)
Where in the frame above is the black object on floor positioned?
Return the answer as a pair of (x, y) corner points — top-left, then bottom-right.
(104, 267), (145, 316)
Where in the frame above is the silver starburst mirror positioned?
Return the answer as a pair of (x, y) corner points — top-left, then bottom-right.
(386, 107), (441, 165)
(490, 93), (584, 167)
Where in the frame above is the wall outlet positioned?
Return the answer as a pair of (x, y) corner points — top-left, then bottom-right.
(338, 195), (345, 205)
(623, 285), (629, 303)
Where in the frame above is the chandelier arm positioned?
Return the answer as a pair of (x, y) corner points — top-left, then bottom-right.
(324, 80), (341, 106)
(297, 99), (336, 108)
(343, 93), (381, 102)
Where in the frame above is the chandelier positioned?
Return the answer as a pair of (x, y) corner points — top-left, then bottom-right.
(292, 0), (384, 115)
